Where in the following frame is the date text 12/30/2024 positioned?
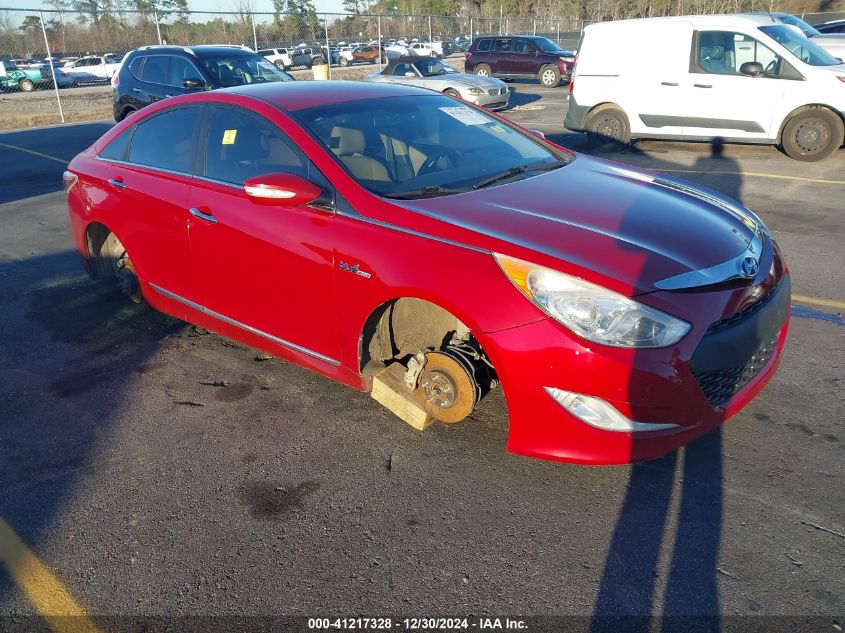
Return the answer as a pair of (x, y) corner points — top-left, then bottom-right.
(308, 618), (528, 630)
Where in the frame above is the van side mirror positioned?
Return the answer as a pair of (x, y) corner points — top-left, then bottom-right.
(183, 77), (206, 89)
(739, 62), (765, 77)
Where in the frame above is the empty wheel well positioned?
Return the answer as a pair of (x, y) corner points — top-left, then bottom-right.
(359, 297), (492, 377)
(777, 105), (845, 144)
(85, 222), (113, 260)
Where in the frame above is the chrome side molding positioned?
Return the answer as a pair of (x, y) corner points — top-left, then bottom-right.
(149, 283), (340, 366)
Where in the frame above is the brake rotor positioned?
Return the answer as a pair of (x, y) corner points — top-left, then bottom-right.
(413, 351), (477, 424)
(116, 257), (142, 304)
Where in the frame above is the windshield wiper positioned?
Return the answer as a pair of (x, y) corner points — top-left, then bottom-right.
(472, 160), (566, 190)
(383, 185), (468, 199)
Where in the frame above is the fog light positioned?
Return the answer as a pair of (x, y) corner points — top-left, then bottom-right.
(545, 387), (680, 433)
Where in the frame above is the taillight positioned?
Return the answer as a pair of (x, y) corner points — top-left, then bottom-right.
(569, 80), (574, 95)
(465, 52), (471, 59)
(111, 73), (119, 87)
(63, 170), (78, 193)
(838, 76), (845, 83)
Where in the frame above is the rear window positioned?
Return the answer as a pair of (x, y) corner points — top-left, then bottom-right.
(476, 39), (491, 51)
(99, 127), (133, 161)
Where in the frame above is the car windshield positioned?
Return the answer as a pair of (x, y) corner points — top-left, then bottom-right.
(775, 14), (821, 37)
(415, 59), (458, 76)
(292, 94), (571, 198)
(200, 54), (294, 86)
(759, 24), (841, 66)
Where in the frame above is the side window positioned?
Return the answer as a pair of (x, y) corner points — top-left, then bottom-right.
(169, 56), (200, 86)
(99, 127), (133, 161)
(697, 31), (782, 76)
(494, 38), (512, 52)
(477, 39), (491, 52)
(514, 39), (532, 54)
(204, 106), (307, 185)
(127, 56), (144, 78)
(257, 49), (272, 57)
(392, 63), (412, 76)
(141, 55), (169, 84)
(128, 107), (200, 173)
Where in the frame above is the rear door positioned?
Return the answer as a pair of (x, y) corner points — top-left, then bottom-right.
(491, 37), (515, 73)
(187, 104), (340, 362)
(96, 105), (202, 301)
(136, 54), (171, 103)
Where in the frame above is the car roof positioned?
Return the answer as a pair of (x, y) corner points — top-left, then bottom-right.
(226, 80), (438, 111)
(381, 56), (428, 73)
(585, 13), (782, 30)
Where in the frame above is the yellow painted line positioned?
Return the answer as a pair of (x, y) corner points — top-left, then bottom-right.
(0, 142), (68, 165)
(793, 294), (845, 311)
(658, 167), (845, 186)
(0, 517), (102, 633)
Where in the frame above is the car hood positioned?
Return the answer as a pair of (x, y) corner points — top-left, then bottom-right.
(434, 73), (505, 89)
(389, 155), (761, 295)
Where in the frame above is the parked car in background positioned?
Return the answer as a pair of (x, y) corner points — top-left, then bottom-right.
(757, 13), (845, 59)
(40, 62), (76, 88)
(293, 46), (326, 67)
(258, 47), (296, 69)
(112, 44), (294, 121)
(365, 56), (509, 109)
(813, 18), (845, 34)
(465, 35), (575, 87)
(566, 14), (845, 160)
(408, 42), (438, 57)
(67, 81), (790, 465)
(0, 59), (36, 91)
(343, 46), (387, 65)
(64, 54), (122, 84)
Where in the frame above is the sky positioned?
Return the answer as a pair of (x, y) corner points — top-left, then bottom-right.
(5, 0), (349, 18)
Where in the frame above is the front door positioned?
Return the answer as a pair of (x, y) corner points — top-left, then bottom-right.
(187, 104), (340, 363)
(680, 30), (783, 141)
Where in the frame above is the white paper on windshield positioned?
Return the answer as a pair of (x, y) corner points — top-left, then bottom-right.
(439, 106), (490, 126)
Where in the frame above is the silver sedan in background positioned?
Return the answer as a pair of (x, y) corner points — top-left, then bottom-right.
(364, 56), (510, 109)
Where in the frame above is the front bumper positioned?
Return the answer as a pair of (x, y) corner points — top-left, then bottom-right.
(478, 275), (791, 465)
(466, 89), (510, 110)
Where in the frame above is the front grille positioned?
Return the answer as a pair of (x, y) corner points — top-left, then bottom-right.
(708, 277), (781, 333)
(693, 337), (777, 407)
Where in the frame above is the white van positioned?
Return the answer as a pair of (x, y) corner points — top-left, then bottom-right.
(565, 15), (845, 160)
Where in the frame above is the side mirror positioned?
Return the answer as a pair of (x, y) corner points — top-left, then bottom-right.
(739, 61), (765, 77)
(243, 173), (322, 206)
(183, 77), (206, 89)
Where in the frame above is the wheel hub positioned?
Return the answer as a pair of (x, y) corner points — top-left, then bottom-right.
(421, 370), (457, 408)
(795, 119), (828, 153)
(412, 351), (479, 424)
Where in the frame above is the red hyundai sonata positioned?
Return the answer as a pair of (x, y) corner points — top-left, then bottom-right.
(64, 81), (790, 465)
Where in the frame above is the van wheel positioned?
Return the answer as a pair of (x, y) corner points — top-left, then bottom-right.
(273, 60), (285, 70)
(539, 65), (560, 87)
(586, 105), (631, 150)
(781, 109), (843, 161)
(474, 64), (491, 77)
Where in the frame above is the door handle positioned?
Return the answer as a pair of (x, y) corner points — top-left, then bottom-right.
(132, 87), (141, 93)
(694, 84), (712, 88)
(108, 177), (125, 189)
(661, 81), (679, 86)
(189, 207), (217, 223)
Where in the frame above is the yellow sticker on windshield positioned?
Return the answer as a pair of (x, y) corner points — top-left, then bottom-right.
(490, 125), (506, 133)
(222, 129), (237, 145)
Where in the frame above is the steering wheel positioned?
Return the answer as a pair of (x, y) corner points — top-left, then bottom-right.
(417, 148), (460, 175)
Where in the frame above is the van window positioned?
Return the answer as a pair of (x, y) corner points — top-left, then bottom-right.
(759, 24), (840, 66)
(477, 39), (491, 51)
(696, 31), (783, 77)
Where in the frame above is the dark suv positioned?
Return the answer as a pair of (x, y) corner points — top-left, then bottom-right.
(112, 45), (294, 121)
(464, 36), (574, 87)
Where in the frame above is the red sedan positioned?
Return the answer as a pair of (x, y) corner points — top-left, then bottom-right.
(64, 82), (790, 465)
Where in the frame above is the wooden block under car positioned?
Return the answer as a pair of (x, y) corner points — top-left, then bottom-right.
(371, 364), (434, 431)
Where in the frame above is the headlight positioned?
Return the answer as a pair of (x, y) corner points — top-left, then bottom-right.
(495, 254), (690, 348)
(467, 87), (485, 95)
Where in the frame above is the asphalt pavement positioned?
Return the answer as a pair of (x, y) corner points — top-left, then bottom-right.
(0, 83), (843, 631)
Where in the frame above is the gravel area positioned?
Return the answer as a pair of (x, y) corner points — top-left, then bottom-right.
(0, 57), (466, 131)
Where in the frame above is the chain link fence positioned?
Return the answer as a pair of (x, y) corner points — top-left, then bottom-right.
(1, 6), (844, 129)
